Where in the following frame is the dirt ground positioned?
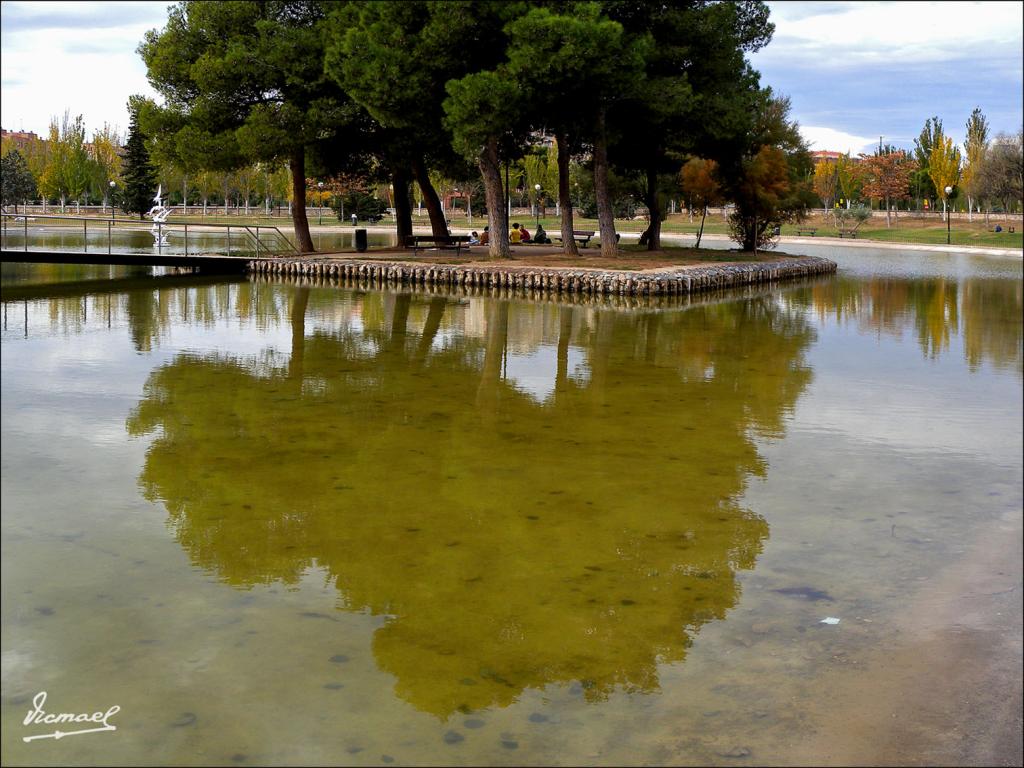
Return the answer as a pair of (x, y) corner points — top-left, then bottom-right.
(318, 243), (790, 272)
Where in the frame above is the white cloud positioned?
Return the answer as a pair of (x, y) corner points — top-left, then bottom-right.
(0, 1), (168, 136)
(799, 126), (877, 155)
(753, 1), (1023, 155)
(764, 0), (1023, 66)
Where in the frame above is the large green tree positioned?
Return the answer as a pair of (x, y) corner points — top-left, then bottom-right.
(502, 3), (648, 257)
(724, 92), (813, 251)
(121, 99), (159, 219)
(139, 0), (365, 253)
(0, 149), (38, 212)
(603, 1), (772, 250)
(445, 68), (527, 258)
(912, 116), (942, 207)
(326, 1), (522, 245)
(962, 107), (989, 220)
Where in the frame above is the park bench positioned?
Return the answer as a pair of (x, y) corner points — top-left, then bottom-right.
(404, 234), (472, 256)
(838, 231), (858, 239)
(553, 230), (597, 248)
(794, 227), (817, 236)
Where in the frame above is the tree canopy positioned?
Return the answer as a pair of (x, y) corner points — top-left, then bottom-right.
(138, 0), (368, 252)
(0, 150), (37, 212)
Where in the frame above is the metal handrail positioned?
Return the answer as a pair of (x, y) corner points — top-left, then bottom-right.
(0, 213), (300, 257)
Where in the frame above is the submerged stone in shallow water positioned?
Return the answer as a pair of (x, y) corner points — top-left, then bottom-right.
(771, 587), (834, 602)
(717, 746), (752, 758)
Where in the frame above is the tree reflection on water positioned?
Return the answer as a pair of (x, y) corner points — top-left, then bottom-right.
(126, 287), (815, 716)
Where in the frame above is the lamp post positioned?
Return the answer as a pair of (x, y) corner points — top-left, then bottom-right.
(109, 180), (116, 222)
(534, 183), (541, 229)
(317, 181), (324, 226)
(944, 185), (952, 245)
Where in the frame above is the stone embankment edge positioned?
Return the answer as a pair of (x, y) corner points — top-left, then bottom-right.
(247, 256), (836, 296)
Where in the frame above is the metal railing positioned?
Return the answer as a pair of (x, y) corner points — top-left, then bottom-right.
(0, 213), (299, 258)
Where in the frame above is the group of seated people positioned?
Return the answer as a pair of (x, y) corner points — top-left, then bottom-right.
(469, 222), (551, 246)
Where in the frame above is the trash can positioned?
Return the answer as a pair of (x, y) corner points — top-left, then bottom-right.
(351, 213), (358, 227)
(355, 228), (367, 252)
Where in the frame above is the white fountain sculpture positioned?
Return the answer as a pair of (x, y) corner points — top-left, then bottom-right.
(146, 185), (172, 247)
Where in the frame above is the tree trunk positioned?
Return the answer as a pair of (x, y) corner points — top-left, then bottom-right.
(639, 163), (662, 250)
(644, 314), (660, 363)
(414, 297), (446, 364)
(288, 287), (309, 381)
(411, 156), (449, 238)
(885, 196), (891, 228)
(290, 148), (314, 253)
(389, 293), (411, 346)
(479, 137), (510, 258)
(696, 205), (707, 248)
(476, 300), (508, 411)
(555, 306), (573, 400)
(392, 165), (413, 245)
(592, 107), (618, 257)
(555, 130), (579, 257)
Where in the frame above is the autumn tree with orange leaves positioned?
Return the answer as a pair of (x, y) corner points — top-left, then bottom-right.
(858, 149), (917, 227)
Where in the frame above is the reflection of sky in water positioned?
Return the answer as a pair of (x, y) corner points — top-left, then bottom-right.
(504, 343), (588, 402)
(798, 317), (1022, 463)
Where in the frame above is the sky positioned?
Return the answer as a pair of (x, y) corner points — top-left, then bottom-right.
(1, 0), (1022, 155)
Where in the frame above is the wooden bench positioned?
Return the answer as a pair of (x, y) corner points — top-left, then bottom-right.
(553, 230), (597, 247)
(838, 231), (858, 239)
(794, 227), (817, 236)
(404, 234), (472, 255)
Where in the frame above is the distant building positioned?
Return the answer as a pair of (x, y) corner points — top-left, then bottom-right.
(810, 150), (843, 162)
(1, 128), (42, 150)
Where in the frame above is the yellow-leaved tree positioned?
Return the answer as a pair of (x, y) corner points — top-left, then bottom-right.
(812, 160), (838, 217)
(90, 123), (122, 210)
(836, 153), (863, 209)
(929, 135), (961, 222)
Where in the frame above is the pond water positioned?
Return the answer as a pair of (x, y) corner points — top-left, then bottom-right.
(1, 248), (1021, 766)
